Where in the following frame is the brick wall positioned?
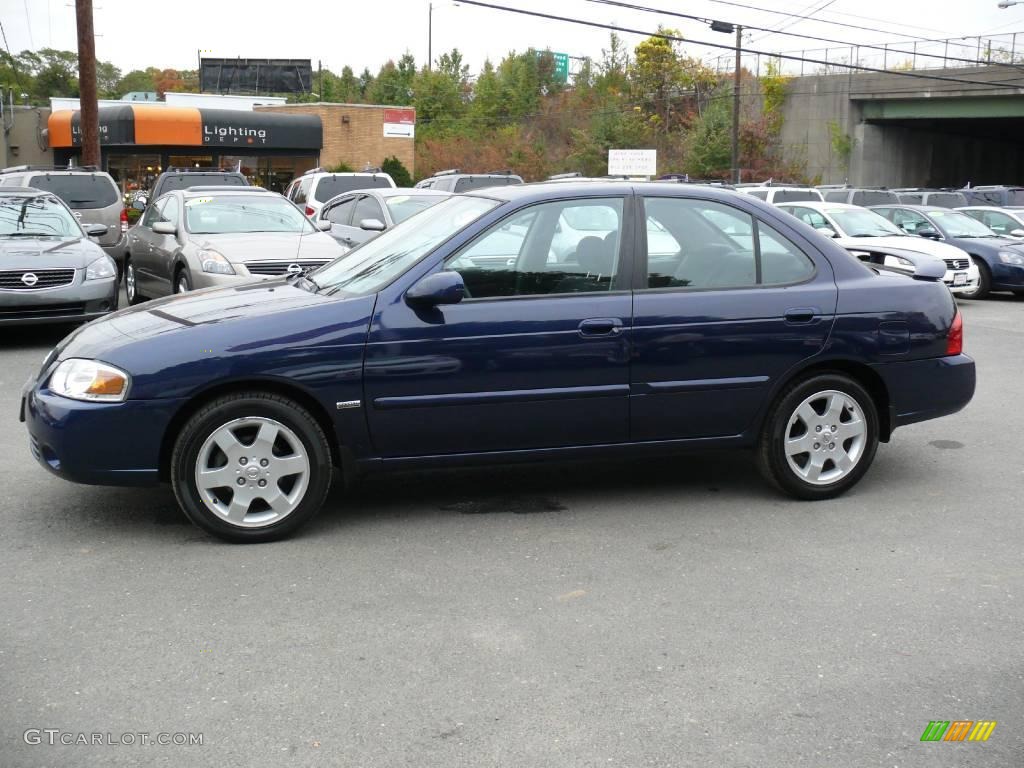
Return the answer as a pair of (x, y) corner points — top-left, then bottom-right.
(256, 103), (414, 177)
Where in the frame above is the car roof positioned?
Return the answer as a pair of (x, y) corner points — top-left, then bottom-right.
(465, 181), (767, 206)
(777, 200), (859, 211)
(361, 187), (451, 198)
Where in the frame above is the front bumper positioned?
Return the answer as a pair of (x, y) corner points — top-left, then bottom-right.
(990, 260), (1024, 290)
(874, 353), (976, 431)
(22, 384), (184, 486)
(0, 276), (118, 325)
(945, 262), (981, 295)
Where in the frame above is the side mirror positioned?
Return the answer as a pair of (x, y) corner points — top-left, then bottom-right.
(152, 221), (176, 235)
(133, 197), (148, 211)
(316, 219), (332, 231)
(359, 218), (386, 232)
(917, 226), (941, 239)
(84, 223), (108, 238)
(818, 227), (838, 238)
(405, 271), (465, 308)
(1011, 229), (1024, 238)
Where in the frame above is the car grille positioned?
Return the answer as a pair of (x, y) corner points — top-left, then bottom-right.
(0, 303), (85, 319)
(944, 258), (970, 270)
(244, 260), (331, 276)
(0, 269), (76, 290)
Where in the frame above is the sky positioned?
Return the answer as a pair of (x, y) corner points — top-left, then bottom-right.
(2, 0), (1023, 82)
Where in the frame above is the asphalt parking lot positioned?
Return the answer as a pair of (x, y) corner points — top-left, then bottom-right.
(1, 294), (1021, 768)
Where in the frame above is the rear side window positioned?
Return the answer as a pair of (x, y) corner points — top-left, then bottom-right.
(773, 190), (822, 203)
(641, 197), (813, 290)
(28, 174), (118, 209)
(746, 190), (769, 201)
(314, 176), (393, 202)
(852, 190), (897, 206)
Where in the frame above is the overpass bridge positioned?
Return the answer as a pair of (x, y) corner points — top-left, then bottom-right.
(779, 66), (1024, 187)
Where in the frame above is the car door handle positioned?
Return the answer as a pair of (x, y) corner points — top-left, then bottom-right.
(785, 307), (817, 323)
(578, 318), (623, 337)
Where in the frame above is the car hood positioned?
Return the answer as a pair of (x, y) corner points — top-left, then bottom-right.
(947, 236), (1024, 255)
(192, 231), (344, 263)
(835, 235), (964, 260)
(0, 235), (105, 269)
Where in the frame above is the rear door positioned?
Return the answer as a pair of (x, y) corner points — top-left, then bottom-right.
(630, 195), (837, 441)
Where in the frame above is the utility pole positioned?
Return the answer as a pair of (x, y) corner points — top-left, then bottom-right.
(74, 0), (100, 168)
(428, 3), (433, 70)
(732, 25), (742, 184)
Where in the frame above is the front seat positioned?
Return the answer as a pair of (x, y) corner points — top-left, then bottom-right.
(555, 236), (614, 292)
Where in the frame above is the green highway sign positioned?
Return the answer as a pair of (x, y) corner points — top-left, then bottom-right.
(553, 52), (569, 83)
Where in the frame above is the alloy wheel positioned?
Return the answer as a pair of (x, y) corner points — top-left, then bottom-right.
(783, 389), (867, 486)
(194, 416), (311, 528)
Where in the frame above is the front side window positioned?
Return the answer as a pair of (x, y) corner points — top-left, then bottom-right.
(642, 197), (813, 290)
(0, 194), (81, 237)
(160, 196), (180, 227)
(140, 198), (165, 228)
(184, 195), (315, 235)
(353, 195), (385, 225)
(325, 197), (357, 225)
(446, 198), (625, 299)
(315, 196), (500, 296)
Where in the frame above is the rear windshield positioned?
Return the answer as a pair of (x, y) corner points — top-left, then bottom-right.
(158, 174), (248, 193)
(1009, 189), (1024, 205)
(453, 176), (523, 193)
(823, 190), (847, 202)
(851, 190), (898, 206)
(897, 193), (923, 204)
(27, 173), (118, 209)
(925, 192), (967, 208)
(773, 190), (822, 203)
(314, 176), (393, 202)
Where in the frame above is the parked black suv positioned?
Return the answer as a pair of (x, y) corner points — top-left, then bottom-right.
(143, 167), (249, 206)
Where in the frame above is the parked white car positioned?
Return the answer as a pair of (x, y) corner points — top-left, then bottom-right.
(777, 201), (980, 296)
(737, 186), (823, 204)
(957, 206), (1024, 240)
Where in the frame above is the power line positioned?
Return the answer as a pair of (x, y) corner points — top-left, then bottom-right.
(457, 0), (1024, 90)
(747, 0), (839, 45)
(583, 0), (1024, 72)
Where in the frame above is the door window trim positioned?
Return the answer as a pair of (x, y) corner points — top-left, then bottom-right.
(635, 195), (818, 294)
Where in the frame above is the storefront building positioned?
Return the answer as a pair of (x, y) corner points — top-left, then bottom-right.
(47, 103), (322, 195)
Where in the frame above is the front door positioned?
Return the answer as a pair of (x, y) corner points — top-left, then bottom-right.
(630, 195), (837, 441)
(128, 197), (165, 297)
(363, 196), (634, 457)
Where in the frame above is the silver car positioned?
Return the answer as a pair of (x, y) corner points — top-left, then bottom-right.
(0, 166), (127, 273)
(0, 187), (119, 324)
(318, 187), (452, 249)
(123, 187), (347, 303)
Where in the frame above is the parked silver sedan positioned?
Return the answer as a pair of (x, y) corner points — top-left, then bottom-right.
(124, 187), (347, 303)
(318, 188), (452, 249)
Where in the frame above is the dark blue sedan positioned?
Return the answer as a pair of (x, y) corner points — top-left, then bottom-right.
(22, 183), (975, 542)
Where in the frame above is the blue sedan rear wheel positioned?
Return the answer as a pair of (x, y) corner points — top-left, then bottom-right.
(757, 373), (879, 500)
(171, 392), (333, 542)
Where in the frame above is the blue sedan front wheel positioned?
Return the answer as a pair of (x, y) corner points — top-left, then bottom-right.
(171, 392), (333, 542)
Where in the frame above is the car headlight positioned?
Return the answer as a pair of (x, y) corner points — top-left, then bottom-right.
(84, 255), (117, 281)
(199, 249), (235, 275)
(48, 358), (129, 402)
(998, 250), (1024, 266)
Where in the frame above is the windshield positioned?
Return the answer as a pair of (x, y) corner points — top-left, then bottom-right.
(385, 194), (449, 224)
(928, 210), (999, 238)
(184, 195), (314, 235)
(314, 175), (393, 202)
(314, 196), (500, 296)
(0, 195), (82, 237)
(827, 208), (904, 237)
(27, 174), (118, 210)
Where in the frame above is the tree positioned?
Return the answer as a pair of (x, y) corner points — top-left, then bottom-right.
(96, 60), (122, 99)
(118, 69), (155, 95)
(382, 155), (412, 186)
(684, 93), (732, 178)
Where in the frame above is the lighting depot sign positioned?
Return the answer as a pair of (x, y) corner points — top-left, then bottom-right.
(383, 108), (415, 139)
(203, 120), (269, 146)
(608, 149), (657, 177)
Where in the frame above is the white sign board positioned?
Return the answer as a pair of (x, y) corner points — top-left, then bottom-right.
(383, 108), (416, 139)
(608, 149), (657, 177)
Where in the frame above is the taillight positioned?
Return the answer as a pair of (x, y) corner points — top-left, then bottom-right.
(305, 206), (315, 217)
(120, 207), (128, 233)
(946, 310), (963, 356)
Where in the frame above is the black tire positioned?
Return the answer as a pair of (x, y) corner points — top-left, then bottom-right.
(174, 266), (193, 294)
(959, 258), (990, 300)
(171, 392), (333, 543)
(124, 257), (145, 305)
(757, 373), (880, 500)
